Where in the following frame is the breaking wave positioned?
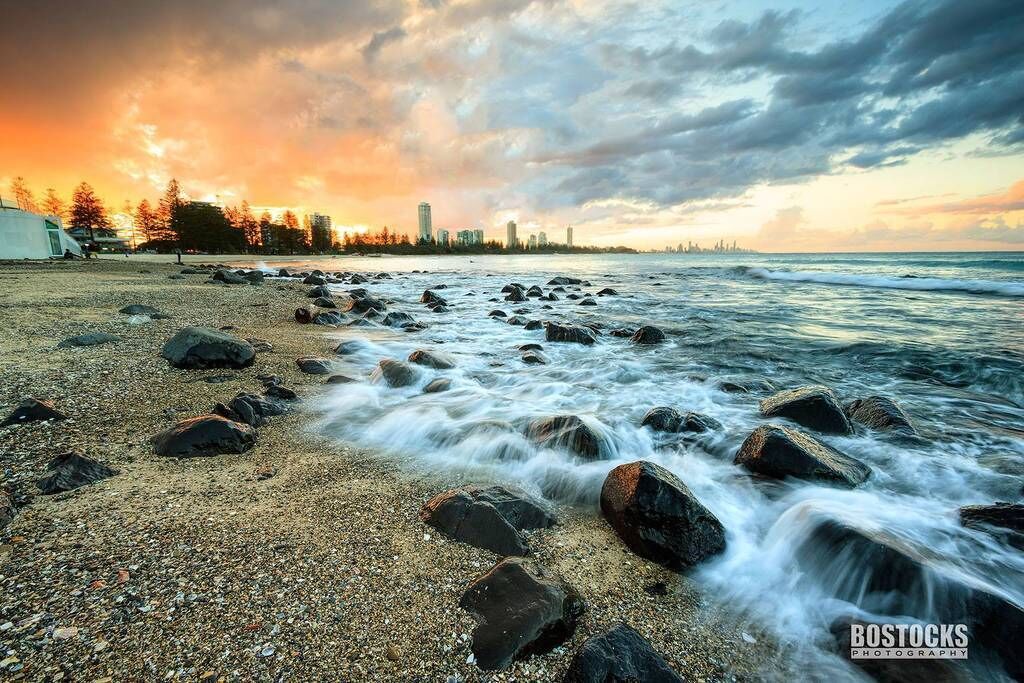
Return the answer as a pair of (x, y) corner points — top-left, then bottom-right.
(743, 267), (1024, 297)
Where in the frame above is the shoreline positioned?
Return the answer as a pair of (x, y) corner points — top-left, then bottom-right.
(0, 259), (793, 680)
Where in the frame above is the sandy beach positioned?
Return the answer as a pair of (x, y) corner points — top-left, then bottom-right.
(0, 258), (791, 682)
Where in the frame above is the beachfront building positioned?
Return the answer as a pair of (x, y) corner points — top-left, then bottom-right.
(567, 225), (573, 248)
(437, 229), (449, 246)
(307, 212), (333, 251)
(528, 234), (537, 249)
(506, 221), (517, 249)
(0, 199), (83, 259)
(474, 229), (484, 244)
(418, 202), (432, 243)
(538, 231), (547, 247)
(65, 224), (130, 252)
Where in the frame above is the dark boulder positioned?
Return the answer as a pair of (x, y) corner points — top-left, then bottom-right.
(507, 316), (528, 326)
(334, 340), (365, 355)
(609, 328), (635, 338)
(524, 319), (543, 330)
(242, 270), (264, 284)
(526, 286), (544, 297)
(541, 292), (559, 301)
(545, 323), (597, 345)
(119, 304), (161, 316)
(408, 349), (455, 369)
(314, 311), (345, 325)
(519, 343), (543, 351)
(526, 415), (604, 459)
(57, 332), (121, 348)
(1, 397), (67, 427)
(844, 396), (918, 435)
(630, 325), (666, 344)
(522, 350), (547, 365)
(600, 461), (726, 569)
(307, 285), (331, 298)
(564, 624), (683, 683)
(37, 452), (118, 494)
(420, 489), (529, 555)
(373, 359), (417, 387)
(505, 288), (528, 303)
(303, 274), (326, 285)
(421, 289), (447, 305)
(294, 306), (314, 324)
(296, 357), (334, 375)
(423, 378), (452, 393)
(501, 283), (527, 293)
(760, 385), (852, 434)
(596, 288), (618, 296)
(489, 309), (507, 318)
(312, 296), (336, 309)
(734, 425), (870, 487)
(578, 297), (597, 306)
(161, 327), (255, 369)
(640, 407), (721, 433)
(152, 414), (256, 457)
(345, 296), (386, 314)
(460, 557), (584, 670)
(960, 503), (1024, 549)
(548, 276), (583, 285)
(382, 311), (414, 327)
(326, 374), (358, 385)
(212, 269), (246, 284)
(214, 393), (286, 427)
(466, 485), (556, 530)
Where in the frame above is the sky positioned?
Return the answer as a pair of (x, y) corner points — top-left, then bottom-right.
(1, 0), (1023, 251)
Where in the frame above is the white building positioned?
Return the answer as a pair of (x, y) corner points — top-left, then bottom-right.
(506, 221), (517, 249)
(528, 234), (537, 249)
(436, 229), (449, 246)
(0, 200), (82, 259)
(474, 229), (484, 244)
(538, 231), (547, 247)
(567, 225), (573, 248)
(418, 202), (432, 243)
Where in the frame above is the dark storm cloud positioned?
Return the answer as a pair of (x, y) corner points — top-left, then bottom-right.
(543, 0), (1024, 209)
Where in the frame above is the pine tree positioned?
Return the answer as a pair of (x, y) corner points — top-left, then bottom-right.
(134, 199), (161, 244)
(41, 188), (65, 220)
(238, 201), (259, 250)
(158, 179), (184, 243)
(70, 182), (111, 243)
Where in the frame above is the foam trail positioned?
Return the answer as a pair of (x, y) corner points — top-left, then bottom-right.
(746, 267), (1024, 297)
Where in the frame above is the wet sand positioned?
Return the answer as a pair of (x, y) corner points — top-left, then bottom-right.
(0, 259), (793, 681)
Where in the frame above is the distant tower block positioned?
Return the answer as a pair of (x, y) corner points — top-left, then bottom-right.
(418, 202), (432, 242)
(567, 225), (573, 248)
(506, 220), (517, 249)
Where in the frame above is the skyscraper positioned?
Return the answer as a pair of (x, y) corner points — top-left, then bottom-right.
(437, 229), (449, 246)
(506, 220), (517, 249)
(474, 229), (484, 244)
(418, 202), (432, 243)
(528, 234), (537, 249)
(566, 225), (573, 248)
(538, 231), (547, 247)
(307, 212), (333, 251)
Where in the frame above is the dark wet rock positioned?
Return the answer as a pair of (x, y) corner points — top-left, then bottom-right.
(303, 274), (326, 285)
(600, 460), (726, 569)
(578, 297), (597, 306)
(595, 288), (618, 296)
(2, 397), (67, 427)
(312, 296), (336, 309)
(294, 306), (314, 324)
(345, 296), (386, 314)
(760, 385), (852, 434)
(420, 489), (529, 555)
(349, 273), (369, 284)
(734, 424), (871, 486)
(307, 285), (331, 298)
(382, 311), (414, 327)
(168, 274), (185, 280)
(526, 285), (544, 297)
(314, 311), (345, 325)
(214, 393), (286, 427)
(242, 270), (264, 284)
(505, 288), (528, 302)
(57, 332), (121, 348)
(334, 340), (364, 355)
(640, 407), (721, 433)
(460, 557), (584, 671)
(507, 316), (528, 326)
(799, 518), (1024, 681)
(541, 292), (559, 301)
(408, 349), (455, 369)
(630, 325), (665, 344)
(37, 452), (118, 494)
(566, 293), (582, 300)
(326, 374), (358, 385)
(501, 283), (527, 293)
(522, 350), (547, 365)
(423, 378), (452, 393)
(526, 415), (604, 459)
(466, 485), (556, 530)
(545, 322), (597, 345)
(265, 384), (298, 400)
(489, 309), (508, 318)
(373, 359), (417, 387)
(277, 268), (293, 277)
(564, 624), (683, 683)
(428, 283), (447, 289)
(296, 357), (334, 375)
(960, 503), (1024, 549)
(421, 289), (447, 305)
(161, 326), (255, 369)
(844, 396), (918, 435)
(519, 343), (543, 351)
(719, 378), (775, 394)
(609, 328), (635, 338)
(181, 267), (205, 275)
(212, 268), (247, 284)
(348, 288), (368, 298)
(247, 338), (273, 353)
(524, 319), (543, 330)
(548, 276), (583, 285)
(119, 304), (161, 316)
(152, 414), (256, 457)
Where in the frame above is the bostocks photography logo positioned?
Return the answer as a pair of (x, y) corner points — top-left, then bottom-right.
(850, 622), (969, 660)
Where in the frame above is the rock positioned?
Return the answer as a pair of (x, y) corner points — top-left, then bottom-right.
(760, 385), (852, 434)
(326, 374), (358, 385)
(960, 503), (1024, 549)
(57, 332), (121, 348)
(564, 624), (683, 683)
(372, 359), (417, 387)
(334, 340), (364, 355)
(214, 393), (286, 427)
(294, 357), (333, 375)
(36, 452), (117, 494)
(505, 288), (528, 302)
(423, 378), (452, 393)
(519, 343), (543, 351)
(119, 304), (161, 316)
(314, 311), (345, 325)
(246, 338), (273, 353)
(345, 296), (386, 314)
(600, 460), (726, 569)
(421, 290), (447, 305)
(524, 319), (543, 330)
(212, 269), (246, 284)
(382, 312), (414, 327)
(578, 297), (597, 306)
(608, 328), (634, 338)
(507, 316), (528, 326)
(0, 491), (12, 530)
(307, 285), (331, 298)
(242, 270), (264, 284)
(640, 407), (721, 433)
(526, 286), (544, 297)
(545, 322), (597, 345)
(734, 424), (871, 486)
(294, 307), (314, 324)
(265, 384), (298, 400)
(1, 398), (67, 427)
(168, 274), (185, 280)
(630, 326), (665, 344)
(798, 517), (1024, 681)
(566, 293), (582, 300)
(719, 379), (775, 394)
(303, 274), (326, 285)
(460, 558), (584, 670)
(161, 327), (255, 369)
(408, 349), (455, 369)
(522, 350), (547, 365)
(181, 267), (205, 274)
(844, 396), (918, 435)
(548, 276), (583, 285)
(541, 292), (559, 301)
(596, 288), (618, 296)
(420, 490), (530, 555)
(526, 415), (604, 459)
(312, 296), (336, 309)
(489, 309), (507, 318)
(152, 414), (256, 457)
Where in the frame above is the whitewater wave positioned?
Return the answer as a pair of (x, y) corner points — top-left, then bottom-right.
(744, 267), (1024, 297)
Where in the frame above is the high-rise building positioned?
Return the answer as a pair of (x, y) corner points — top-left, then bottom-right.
(566, 225), (573, 248)
(418, 202), (432, 243)
(538, 231), (547, 247)
(474, 229), (484, 244)
(306, 212), (333, 251)
(437, 229), (449, 246)
(528, 234), (537, 249)
(506, 221), (517, 249)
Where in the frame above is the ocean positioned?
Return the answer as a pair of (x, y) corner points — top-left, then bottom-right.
(264, 251), (1023, 677)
